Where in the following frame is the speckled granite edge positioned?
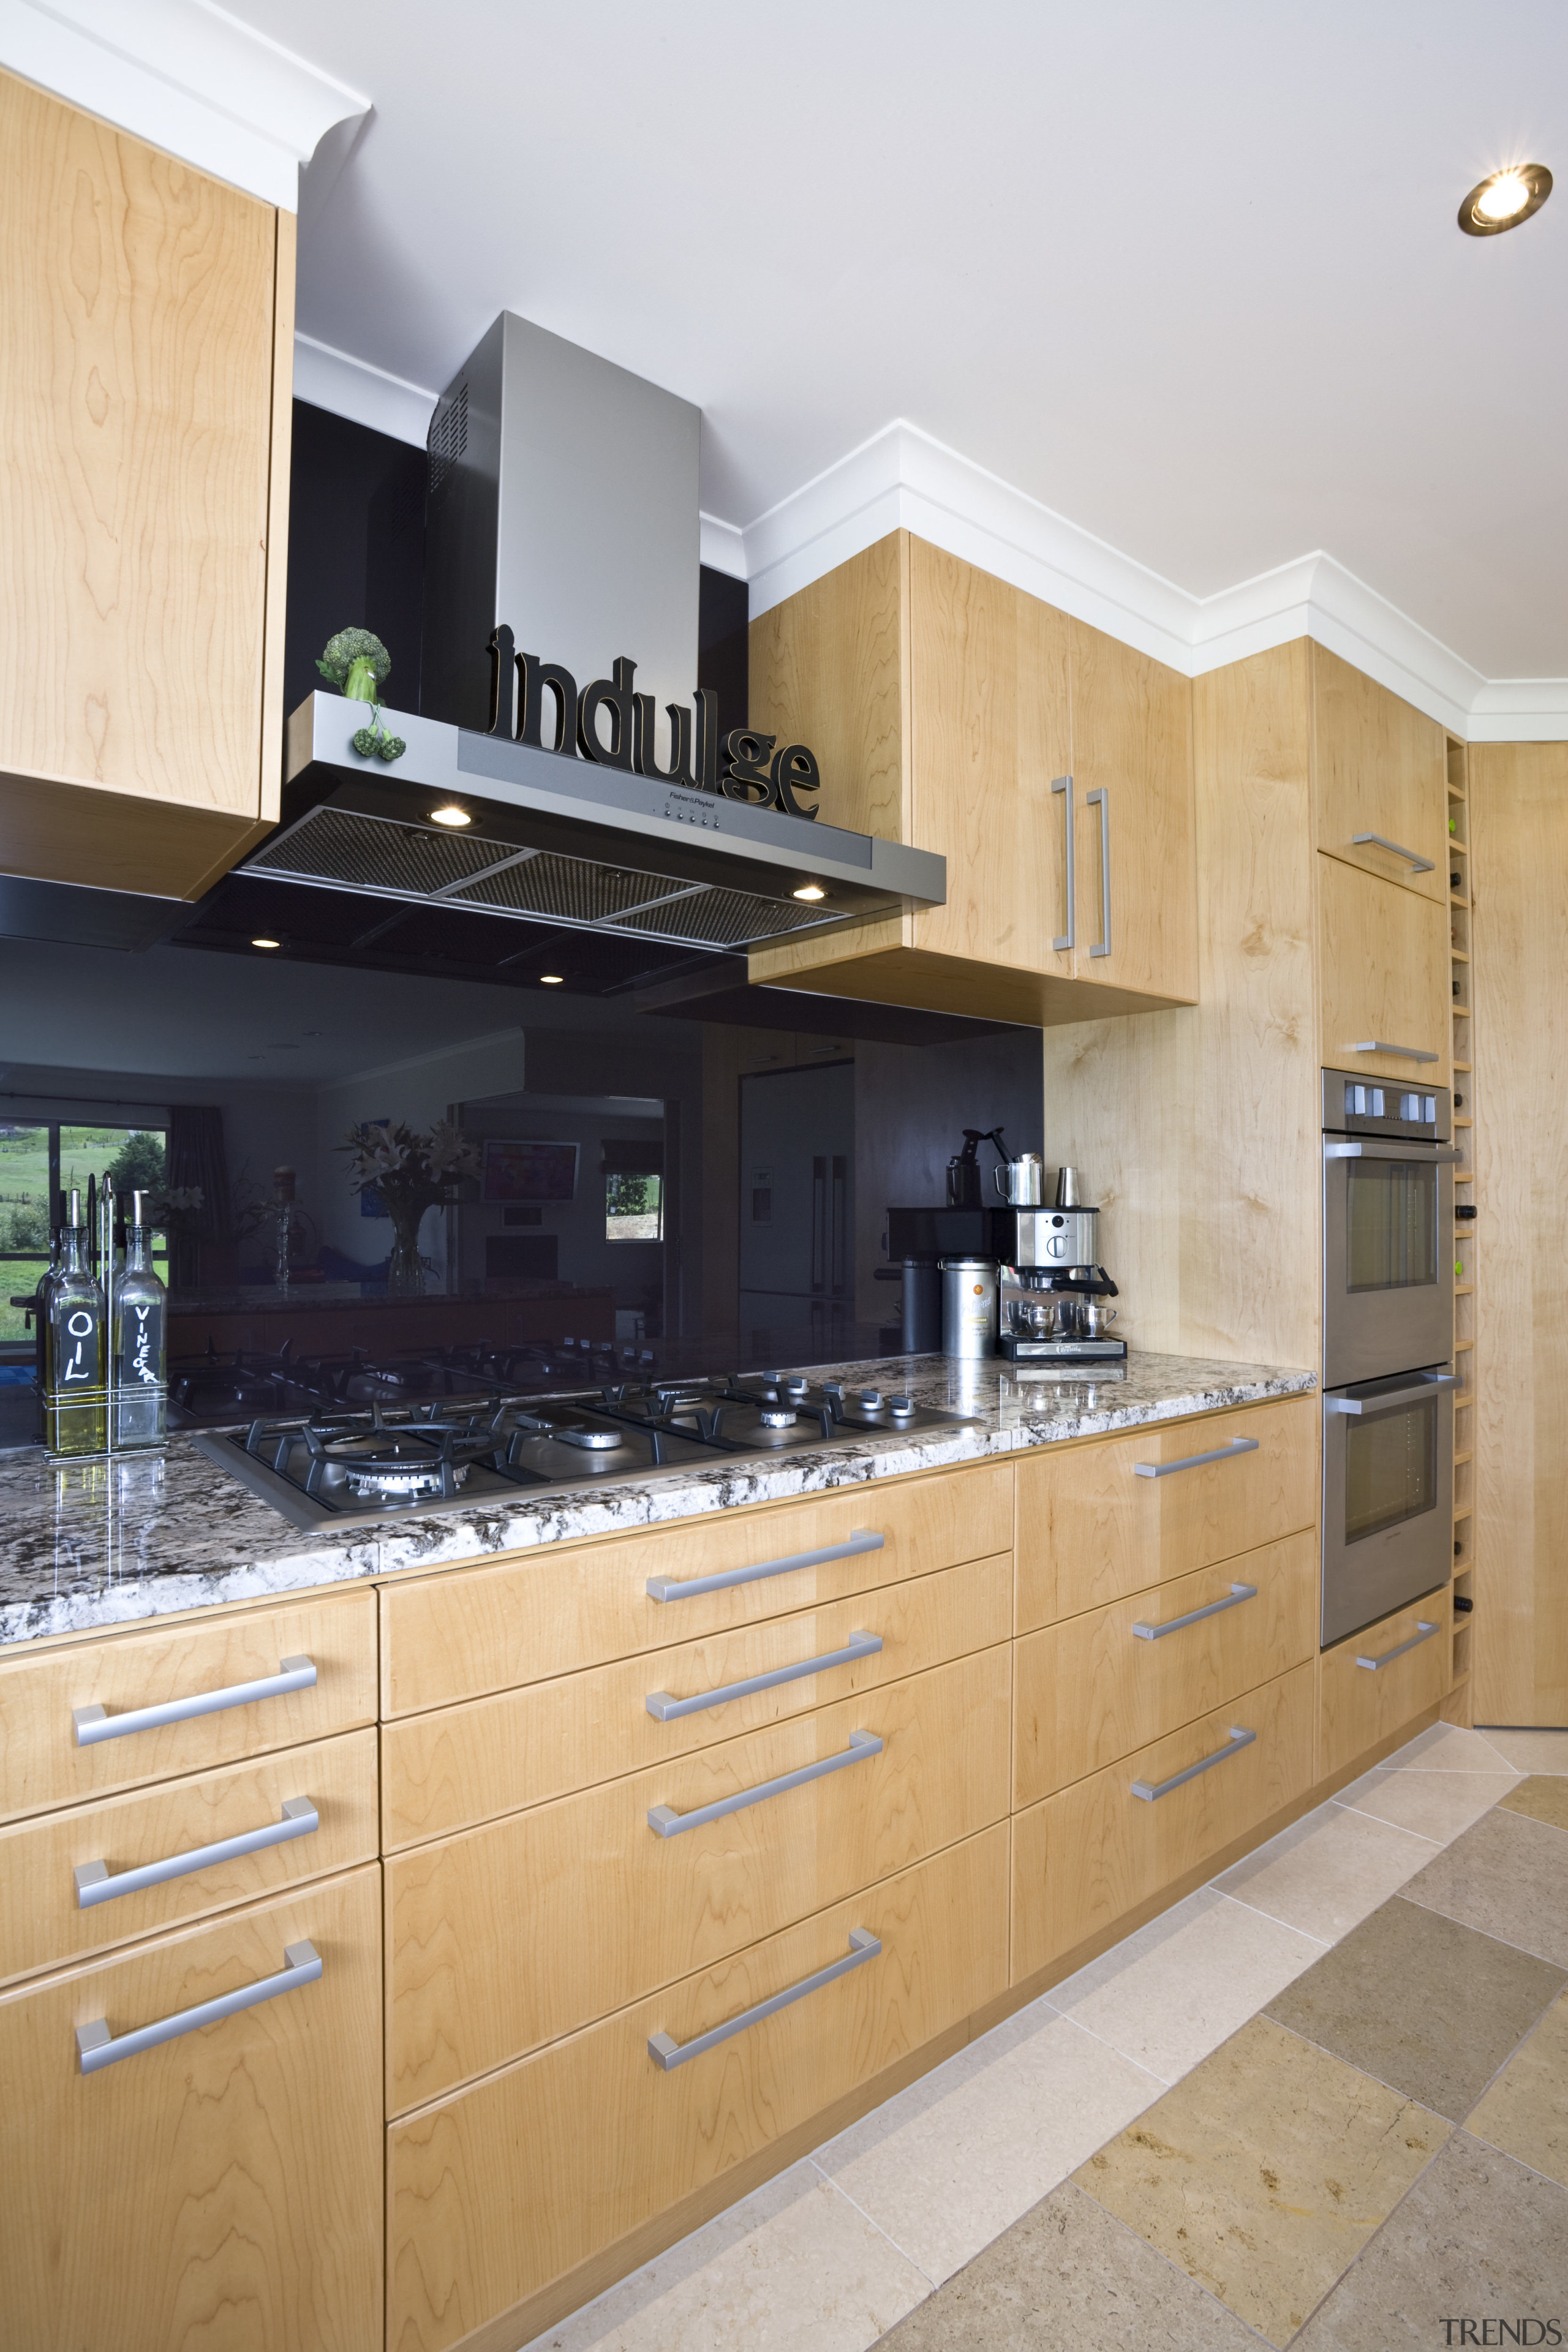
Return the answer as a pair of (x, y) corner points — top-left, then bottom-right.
(0, 1355), (1316, 1648)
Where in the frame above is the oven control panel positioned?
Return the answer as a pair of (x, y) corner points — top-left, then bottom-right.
(1322, 1066), (1451, 1142)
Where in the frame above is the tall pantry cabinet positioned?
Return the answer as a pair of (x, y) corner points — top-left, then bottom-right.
(0, 67), (294, 900)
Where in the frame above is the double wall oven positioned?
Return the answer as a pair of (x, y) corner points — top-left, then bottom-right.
(1321, 1068), (1458, 1648)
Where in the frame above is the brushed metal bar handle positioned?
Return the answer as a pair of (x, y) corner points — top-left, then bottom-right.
(647, 1729), (882, 1838)
(646, 1531), (883, 1604)
(1132, 1726), (1255, 1802)
(1325, 1374), (1457, 1415)
(1347, 1041), (1440, 1063)
(72, 1657), (317, 1746)
(1087, 785), (1111, 958)
(1351, 831), (1434, 873)
(1355, 1620), (1438, 1672)
(1133, 1436), (1258, 1479)
(74, 1798), (319, 1909)
(75, 1939), (322, 2073)
(648, 1929), (880, 2070)
(1052, 774), (1075, 951)
(1325, 1141), (1460, 1162)
(646, 1634), (883, 1722)
(1132, 1583), (1257, 1642)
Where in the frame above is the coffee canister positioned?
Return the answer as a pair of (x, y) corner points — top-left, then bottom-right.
(939, 1257), (999, 1357)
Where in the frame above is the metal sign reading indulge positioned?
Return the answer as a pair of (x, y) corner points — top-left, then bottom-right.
(484, 626), (823, 819)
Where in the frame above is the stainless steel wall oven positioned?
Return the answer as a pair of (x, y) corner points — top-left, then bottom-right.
(1320, 1068), (1458, 1647)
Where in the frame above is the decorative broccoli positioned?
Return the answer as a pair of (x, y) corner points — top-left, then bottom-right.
(317, 628), (406, 762)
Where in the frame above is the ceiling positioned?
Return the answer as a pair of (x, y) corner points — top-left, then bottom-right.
(224, 0), (1568, 685)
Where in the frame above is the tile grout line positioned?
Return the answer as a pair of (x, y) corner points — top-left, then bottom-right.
(804, 2157), (943, 2297)
(1068, 2183), (1281, 2350)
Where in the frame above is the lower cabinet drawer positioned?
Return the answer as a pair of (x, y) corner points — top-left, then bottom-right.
(0, 1864), (383, 2352)
(383, 1551), (1012, 1847)
(1319, 1592), (1450, 1783)
(386, 1644), (1011, 2113)
(388, 1824), (1009, 2352)
(0, 1727), (379, 1986)
(1013, 1531), (1317, 1806)
(379, 1460), (1013, 1716)
(1011, 1660), (1315, 1984)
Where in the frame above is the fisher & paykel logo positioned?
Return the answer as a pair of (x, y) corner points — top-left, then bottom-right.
(483, 625), (824, 818)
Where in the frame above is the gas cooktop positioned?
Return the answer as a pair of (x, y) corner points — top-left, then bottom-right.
(192, 1372), (970, 1531)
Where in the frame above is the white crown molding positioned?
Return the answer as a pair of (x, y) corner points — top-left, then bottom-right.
(699, 512), (747, 580)
(0, 0), (369, 209)
(294, 334), (436, 450)
(728, 418), (1568, 742)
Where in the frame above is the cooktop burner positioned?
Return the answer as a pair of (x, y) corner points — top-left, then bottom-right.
(192, 1374), (968, 1530)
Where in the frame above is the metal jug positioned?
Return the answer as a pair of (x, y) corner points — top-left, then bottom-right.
(992, 1153), (1044, 1206)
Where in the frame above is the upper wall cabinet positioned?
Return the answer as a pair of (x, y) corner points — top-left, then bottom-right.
(0, 70), (293, 901)
(1313, 646), (1447, 905)
(747, 533), (1197, 1028)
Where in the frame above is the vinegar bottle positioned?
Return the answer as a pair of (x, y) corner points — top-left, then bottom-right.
(45, 1189), (107, 1457)
(112, 1190), (168, 1450)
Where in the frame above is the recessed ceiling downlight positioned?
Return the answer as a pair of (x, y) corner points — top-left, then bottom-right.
(1458, 164), (1551, 235)
(251, 937), (281, 949)
(540, 973), (564, 985)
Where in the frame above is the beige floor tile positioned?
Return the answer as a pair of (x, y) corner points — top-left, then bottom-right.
(1214, 1800), (1436, 1943)
(875, 2180), (1264, 2351)
(1499, 1775), (1568, 1832)
(1383, 1723), (1520, 1773)
(1291, 2132), (1568, 2350)
(1046, 1885), (1325, 2085)
(1072, 2015), (1450, 2348)
(1467, 1991), (1568, 2188)
(521, 2161), (930, 2352)
(1334, 1766), (1516, 1845)
(1401, 1806), (1568, 1966)
(1477, 1728), (1568, 1774)
(813, 2007), (1160, 2288)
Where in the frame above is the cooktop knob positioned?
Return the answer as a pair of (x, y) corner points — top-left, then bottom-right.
(858, 1388), (883, 1407)
(889, 1395), (914, 1414)
(783, 1376), (809, 1395)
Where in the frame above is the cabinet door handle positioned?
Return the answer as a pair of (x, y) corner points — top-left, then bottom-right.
(1351, 831), (1434, 873)
(1346, 1041), (1441, 1063)
(74, 1797), (319, 1909)
(1132, 1584), (1257, 1642)
(646, 1634), (883, 1722)
(1132, 1725), (1255, 1802)
(647, 1728), (882, 1838)
(1355, 1619), (1439, 1672)
(1132, 1436), (1258, 1479)
(75, 1939), (322, 2074)
(1325, 1140), (1460, 1163)
(646, 1531), (883, 1604)
(72, 1656), (317, 1746)
(1051, 774), (1075, 951)
(648, 1928), (880, 2070)
(1086, 785), (1112, 958)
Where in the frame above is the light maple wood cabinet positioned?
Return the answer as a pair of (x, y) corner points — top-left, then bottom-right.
(0, 68), (293, 900)
(1318, 851), (1452, 1088)
(1314, 644), (1447, 905)
(1318, 1591), (1451, 1782)
(746, 532), (1196, 1027)
(0, 1866), (383, 2352)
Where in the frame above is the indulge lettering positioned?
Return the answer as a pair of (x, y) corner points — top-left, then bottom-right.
(484, 627), (822, 820)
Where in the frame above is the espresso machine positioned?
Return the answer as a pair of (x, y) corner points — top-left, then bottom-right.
(994, 1165), (1126, 1363)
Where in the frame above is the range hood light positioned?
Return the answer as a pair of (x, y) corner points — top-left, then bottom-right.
(251, 936), (281, 949)
(793, 883), (826, 902)
(539, 972), (565, 985)
(429, 803), (472, 827)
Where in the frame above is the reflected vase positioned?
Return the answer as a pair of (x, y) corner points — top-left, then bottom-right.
(385, 1212), (427, 1298)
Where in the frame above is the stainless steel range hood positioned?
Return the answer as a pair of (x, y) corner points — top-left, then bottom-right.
(252, 695), (945, 954)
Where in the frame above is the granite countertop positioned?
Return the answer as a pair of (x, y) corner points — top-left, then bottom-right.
(0, 1351), (1315, 1648)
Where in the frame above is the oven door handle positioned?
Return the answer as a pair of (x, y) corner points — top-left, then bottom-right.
(1325, 1374), (1458, 1415)
(1324, 1140), (1460, 1162)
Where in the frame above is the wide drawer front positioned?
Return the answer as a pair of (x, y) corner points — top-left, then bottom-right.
(388, 1823), (1009, 2352)
(1318, 852), (1452, 1087)
(1011, 1659), (1316, 1985)
(0, 1866), (383, 2352)
(1319, 1591), (1450, 1784)
(378, 1458), (1013, 1717)
(383, 1551), (1012, 1849)
(386, 1643), (1011, 2113)
(0, 1589), (379, 1824)
(1013, 1530), (1317, 1807)
(0, 1727), (379, 1987)
(1015, 1396), (1316, 1634)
